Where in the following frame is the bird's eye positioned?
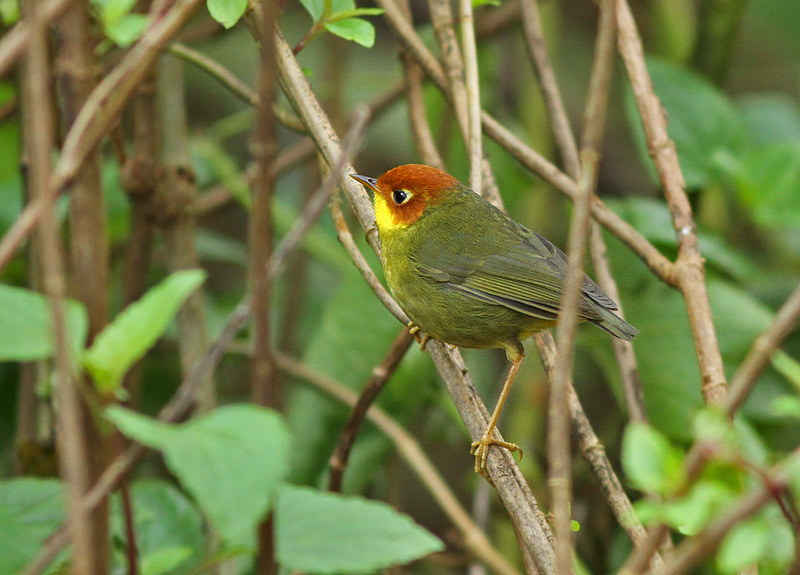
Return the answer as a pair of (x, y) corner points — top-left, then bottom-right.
(392, 189), (411, 205)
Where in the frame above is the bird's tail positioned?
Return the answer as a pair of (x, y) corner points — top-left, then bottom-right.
(591, 308), (638, 342)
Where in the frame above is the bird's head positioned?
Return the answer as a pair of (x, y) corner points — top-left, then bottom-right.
(350, 164), (461, 231)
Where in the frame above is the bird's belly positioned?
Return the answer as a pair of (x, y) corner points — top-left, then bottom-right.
(388, 272), (553, 350)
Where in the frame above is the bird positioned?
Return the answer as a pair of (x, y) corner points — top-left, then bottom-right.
(350, 164), (637, 473)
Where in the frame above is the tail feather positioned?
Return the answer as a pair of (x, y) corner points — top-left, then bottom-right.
(591, 308), (638, 342)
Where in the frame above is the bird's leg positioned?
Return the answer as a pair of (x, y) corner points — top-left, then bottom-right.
(407, 320), (430, 350)
(470, 350), (524, 474)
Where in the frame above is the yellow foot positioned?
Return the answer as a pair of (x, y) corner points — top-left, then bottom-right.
(470, 433), (522, 474)
(407, 321), (430, 350)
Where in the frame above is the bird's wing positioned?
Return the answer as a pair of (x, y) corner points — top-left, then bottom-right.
(413, 228), (615, 321)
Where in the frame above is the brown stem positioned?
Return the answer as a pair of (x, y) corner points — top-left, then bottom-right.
(328, 329), (414, 492)
(275, 353), (521, 575)
(0, 0), (74, 77)
(726, 281), (800, 415)
(0, 0), (205, 273)
(273, 24), (558, 575)
(21, 0), (95, 569)
(616, 0), (728, 406)
(459, 0), (482, 193)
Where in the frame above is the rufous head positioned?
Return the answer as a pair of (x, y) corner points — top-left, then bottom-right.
(350, 164), (461, 230)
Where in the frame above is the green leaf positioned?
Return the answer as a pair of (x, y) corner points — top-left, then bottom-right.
(206, 0), (248, 28)
(738, 93), (800, 148)
(324, 18), (376, 48)
(104, 13), (146, 46)
(661, 480), (735, 535)
(106, 405), (290, 544)
(717, 517), (770, 573)
(0, 478), (64, 573)
(141, 547), (194, 575)
(0, 284), (87, 361)
(83, 270), (206, 393)
(692, 407), (736, 453)
(276, 485), (443, 573)
(111, 480), (205, 575)
(737, 144), (800, 228)
(772, 350), (800, 390)
(625, 58), (745, 189)
(0, 0), (19, 25)
(771, 396), (800, 419)
(621, 423), (684, 495)
(328, 7), (383, 19)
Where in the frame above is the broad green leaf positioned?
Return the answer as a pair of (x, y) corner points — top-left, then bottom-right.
(771, 396), (800, 419)
(692, 408), (736, 453)
(737, 144), (800, 228)
(606, 197), (757, 281)
(771, 350), (800, 390)
(141, 547), (194, 575)
(207, 0), (248, 28)
(276, 485), (443, 573)
(0, 478), (64, 573)
(325, 18), (376, 48)
(717, 517), (770, 573)
(0, 0), (19, 25)
(0, 284), (87, 361)
(83, 270), (206, 393)
(738, 93), (800, 148)
(621, 423), (684, 495)
(301, 0), (354, 22)
(625, 58), (745, 189)
(106, 405), (289, 544)
(111, 480), (205, 575)
(661, 481), (735, 535)
(104, 13), (146, 46)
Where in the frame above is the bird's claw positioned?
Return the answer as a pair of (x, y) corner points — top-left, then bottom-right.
(470, 433), (522, 475)
(407, 321), (430, 350)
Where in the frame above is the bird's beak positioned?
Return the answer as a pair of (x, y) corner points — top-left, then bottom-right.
(350, 173), (379, 192)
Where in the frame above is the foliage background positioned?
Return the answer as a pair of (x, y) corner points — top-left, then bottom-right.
(1, 0), (799, 573)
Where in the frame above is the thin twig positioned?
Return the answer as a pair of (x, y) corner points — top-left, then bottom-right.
(726, 281), (800, 414)
(273, 27), (558, 575)
(616, 0), (728, 406)
(274, 353), (521, 575)
(328, 329), (414, 492)
(168, 42), (306, 132)
(459, 0), (482, 192)
(21, 0), (95, 569)
(520, 0), (580, 178)
(534, 332), (661, 567)
(0, 0), (205, 273)
(0, 0), (74, 77)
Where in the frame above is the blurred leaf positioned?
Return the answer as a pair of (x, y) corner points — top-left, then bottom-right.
(737, 144), (800, 228)
(83, 270), (206, 394)
(0, 284), (87, 361)
(771, 350), (800, 390)
(276, 485), (443, 573)
(732, 417), (770, 467)
(738, 93), (800, 148)
(106, 405), (290, 544)
(693, 407), (736, 455)
(330, 7), (383, 17)
(622, 423), (684, 495)
(112, 480), (205, 575)
(0, 0), (19, 25)
(141, 547), (194, 575)
(717, 516), (770, 573)
(771, 396), (800, 419)
(193, 139), (250, 209)
(325, 18), (376, 48)
(206, 0), (248, 28)
(195, 229), (248, 267)
(104, 13), (146, 46)
(606, 197), (757, 280)
(638, 479), (736, 535)
(0, 478), (64, 573)
(299, 0), (355, 21)
(625, 58), (745, 189)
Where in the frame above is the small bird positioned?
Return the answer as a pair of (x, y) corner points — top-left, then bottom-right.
(351, 164), (637, 473)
